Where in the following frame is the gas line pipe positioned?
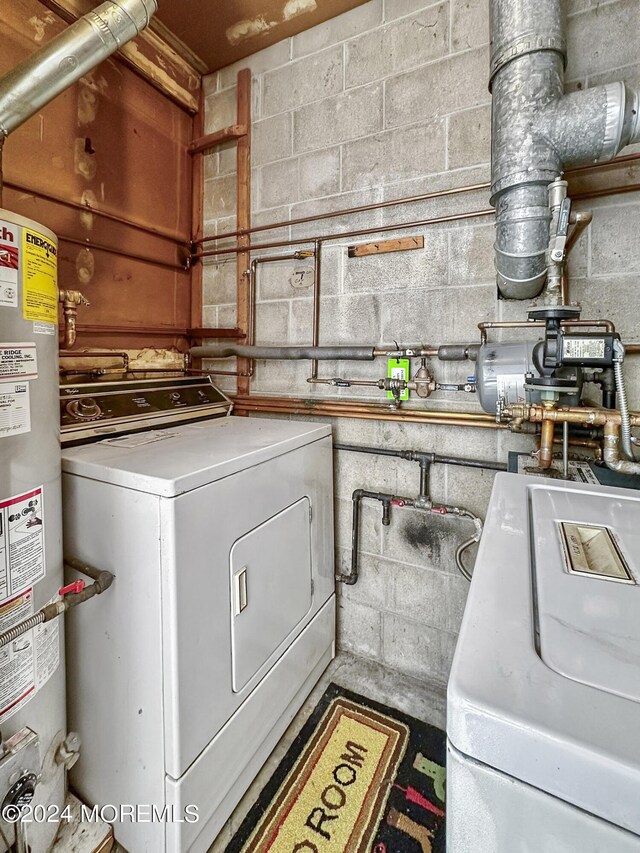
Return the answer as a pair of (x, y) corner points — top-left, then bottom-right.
(335, 444), (504, 585)
(0, 559), (114, 649)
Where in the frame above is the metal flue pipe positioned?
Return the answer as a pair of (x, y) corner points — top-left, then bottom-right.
(0, 0), (157, 139)
(490, 0), (640, 299)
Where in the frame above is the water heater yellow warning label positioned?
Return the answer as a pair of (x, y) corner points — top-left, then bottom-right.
(22, 229), (58, 324)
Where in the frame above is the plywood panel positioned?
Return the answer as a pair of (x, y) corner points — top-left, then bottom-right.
(156, 0), (370, 72)
(1, 0), (195, 350)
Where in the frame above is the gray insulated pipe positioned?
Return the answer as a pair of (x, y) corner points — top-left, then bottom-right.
(490, 0), (640, 299)
(0, 0), (157, 138)
(191, 345), (377, 361)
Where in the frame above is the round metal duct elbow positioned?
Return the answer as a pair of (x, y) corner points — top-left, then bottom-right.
(494, 185), (551, 300)
(0, 0), (157, 138)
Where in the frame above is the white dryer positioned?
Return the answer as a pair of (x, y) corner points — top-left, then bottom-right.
(448, 473), (640, 852)
(62, 410), (335, 853)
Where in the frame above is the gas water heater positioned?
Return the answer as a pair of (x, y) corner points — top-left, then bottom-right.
(0, 210), (67, 852)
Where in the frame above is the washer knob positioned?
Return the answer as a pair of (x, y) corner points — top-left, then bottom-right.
(66, 398), (102, 420)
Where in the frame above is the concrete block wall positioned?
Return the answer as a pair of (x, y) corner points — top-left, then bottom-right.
(201, 0), (640, 687)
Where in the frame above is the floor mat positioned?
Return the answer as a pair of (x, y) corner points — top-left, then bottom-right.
(225, 683), (446, 852)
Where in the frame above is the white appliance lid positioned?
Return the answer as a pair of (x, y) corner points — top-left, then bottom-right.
(62, 416), (331, 496)
(448, 473), (640, 836)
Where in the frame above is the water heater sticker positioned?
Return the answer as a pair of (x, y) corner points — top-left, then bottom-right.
(0, 588), (59, 725)
(0, 343), (38, 380)
(0, 487), (45, 605)
(34, 597), (60, 691)
(0, 381), (31, 438)
(0, 220), (19, 309)
(22, 229), (58, 325)
(0, 588), (36, 724)
(33, 321), (56, 336)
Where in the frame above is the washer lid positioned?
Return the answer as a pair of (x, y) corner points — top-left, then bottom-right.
(61, 416), (331, 496)
(448, 473), (640, 837)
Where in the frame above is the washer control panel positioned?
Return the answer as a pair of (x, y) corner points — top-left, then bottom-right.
(60, 375), (232, 445)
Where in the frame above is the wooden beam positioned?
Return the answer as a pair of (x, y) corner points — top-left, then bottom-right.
(189, 125), (248, 156)
(189, 328), (246, 339)
(348, 235), (424, 258)
(190, 88), (205, 352)
(236, 69), (252, 398)
(38, 0), (201, 113)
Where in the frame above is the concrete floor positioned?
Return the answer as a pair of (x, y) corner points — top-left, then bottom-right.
(207, 651), (447, 852)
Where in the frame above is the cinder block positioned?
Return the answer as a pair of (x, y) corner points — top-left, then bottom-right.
(334, 447), (400, 500)
(451, 0), (489, 52)
(218, 40), (292, 90)
(345, 2), (450, 89)
(204, 86), (238, 134)
(259, 158), (300, 210)
(343, 230), (448, 293)
(381, 283), (496, 342)
(293, 83), (383, 155)
(337, 598), (382, 660)
(382, 612), (457, 684)
(572, 275), (640, 342)
(289, 298), (315, 344)
(448, 223), (495, 285)
(381, 507), (464, 574)
(293, 0), (383, 58)
(385, 0), (438, 22)
(386, 46), (490, 127)
(566, 0), (640, 79)
(299, 147), (341, 201)
(335, 498), (381, 554)
(390, 562), (450, 631)
(447, 105), (491, 170)
(319, 293), (382, 344)
(290, 186), (384, 241)
(203, 260), (237, 305)
(259, 258), (315, 301)
(590, 203), (640, 276)
(263, 46), (344, 116)
(337, 551), (396, 612)
(445, 465), (497, 517)
(342, 120), (446, 192)
(217, 304), (237, 327)
(254, 300), (290, 344)
(253, 113), (293, 167)
(203, 174), (237, 221)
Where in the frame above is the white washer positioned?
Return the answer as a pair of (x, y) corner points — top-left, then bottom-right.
(62, 416), (336, 853)
(448, 473), (640, 852)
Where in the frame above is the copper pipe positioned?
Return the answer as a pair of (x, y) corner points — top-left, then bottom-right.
(194, 151), (640, 248)
(194, 182), (492, 247)
(568, 151), (640, 173)
(311, 240), (322, 380)
(59, 235), (190, 272)
(193, 208), (495, 261)
(4, 180), (189, 247)
(507, 403), (640, 428)
(74, 324), (191, 337)
(562, 211), (593, 303)
(552, 436), (603, 460)
(59, 350), (129, 370)
(537, 404), (557, 469)
(478, 318), (615, 344)
(233, 394), (501, 426)
(573, 183), (640, 201)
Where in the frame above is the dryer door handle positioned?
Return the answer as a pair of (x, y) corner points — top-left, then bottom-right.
(233, 567), (248, 616)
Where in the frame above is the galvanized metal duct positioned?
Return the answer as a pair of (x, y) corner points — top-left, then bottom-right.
(0, 0), (157, 138)
(490, 0), (640, 299)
